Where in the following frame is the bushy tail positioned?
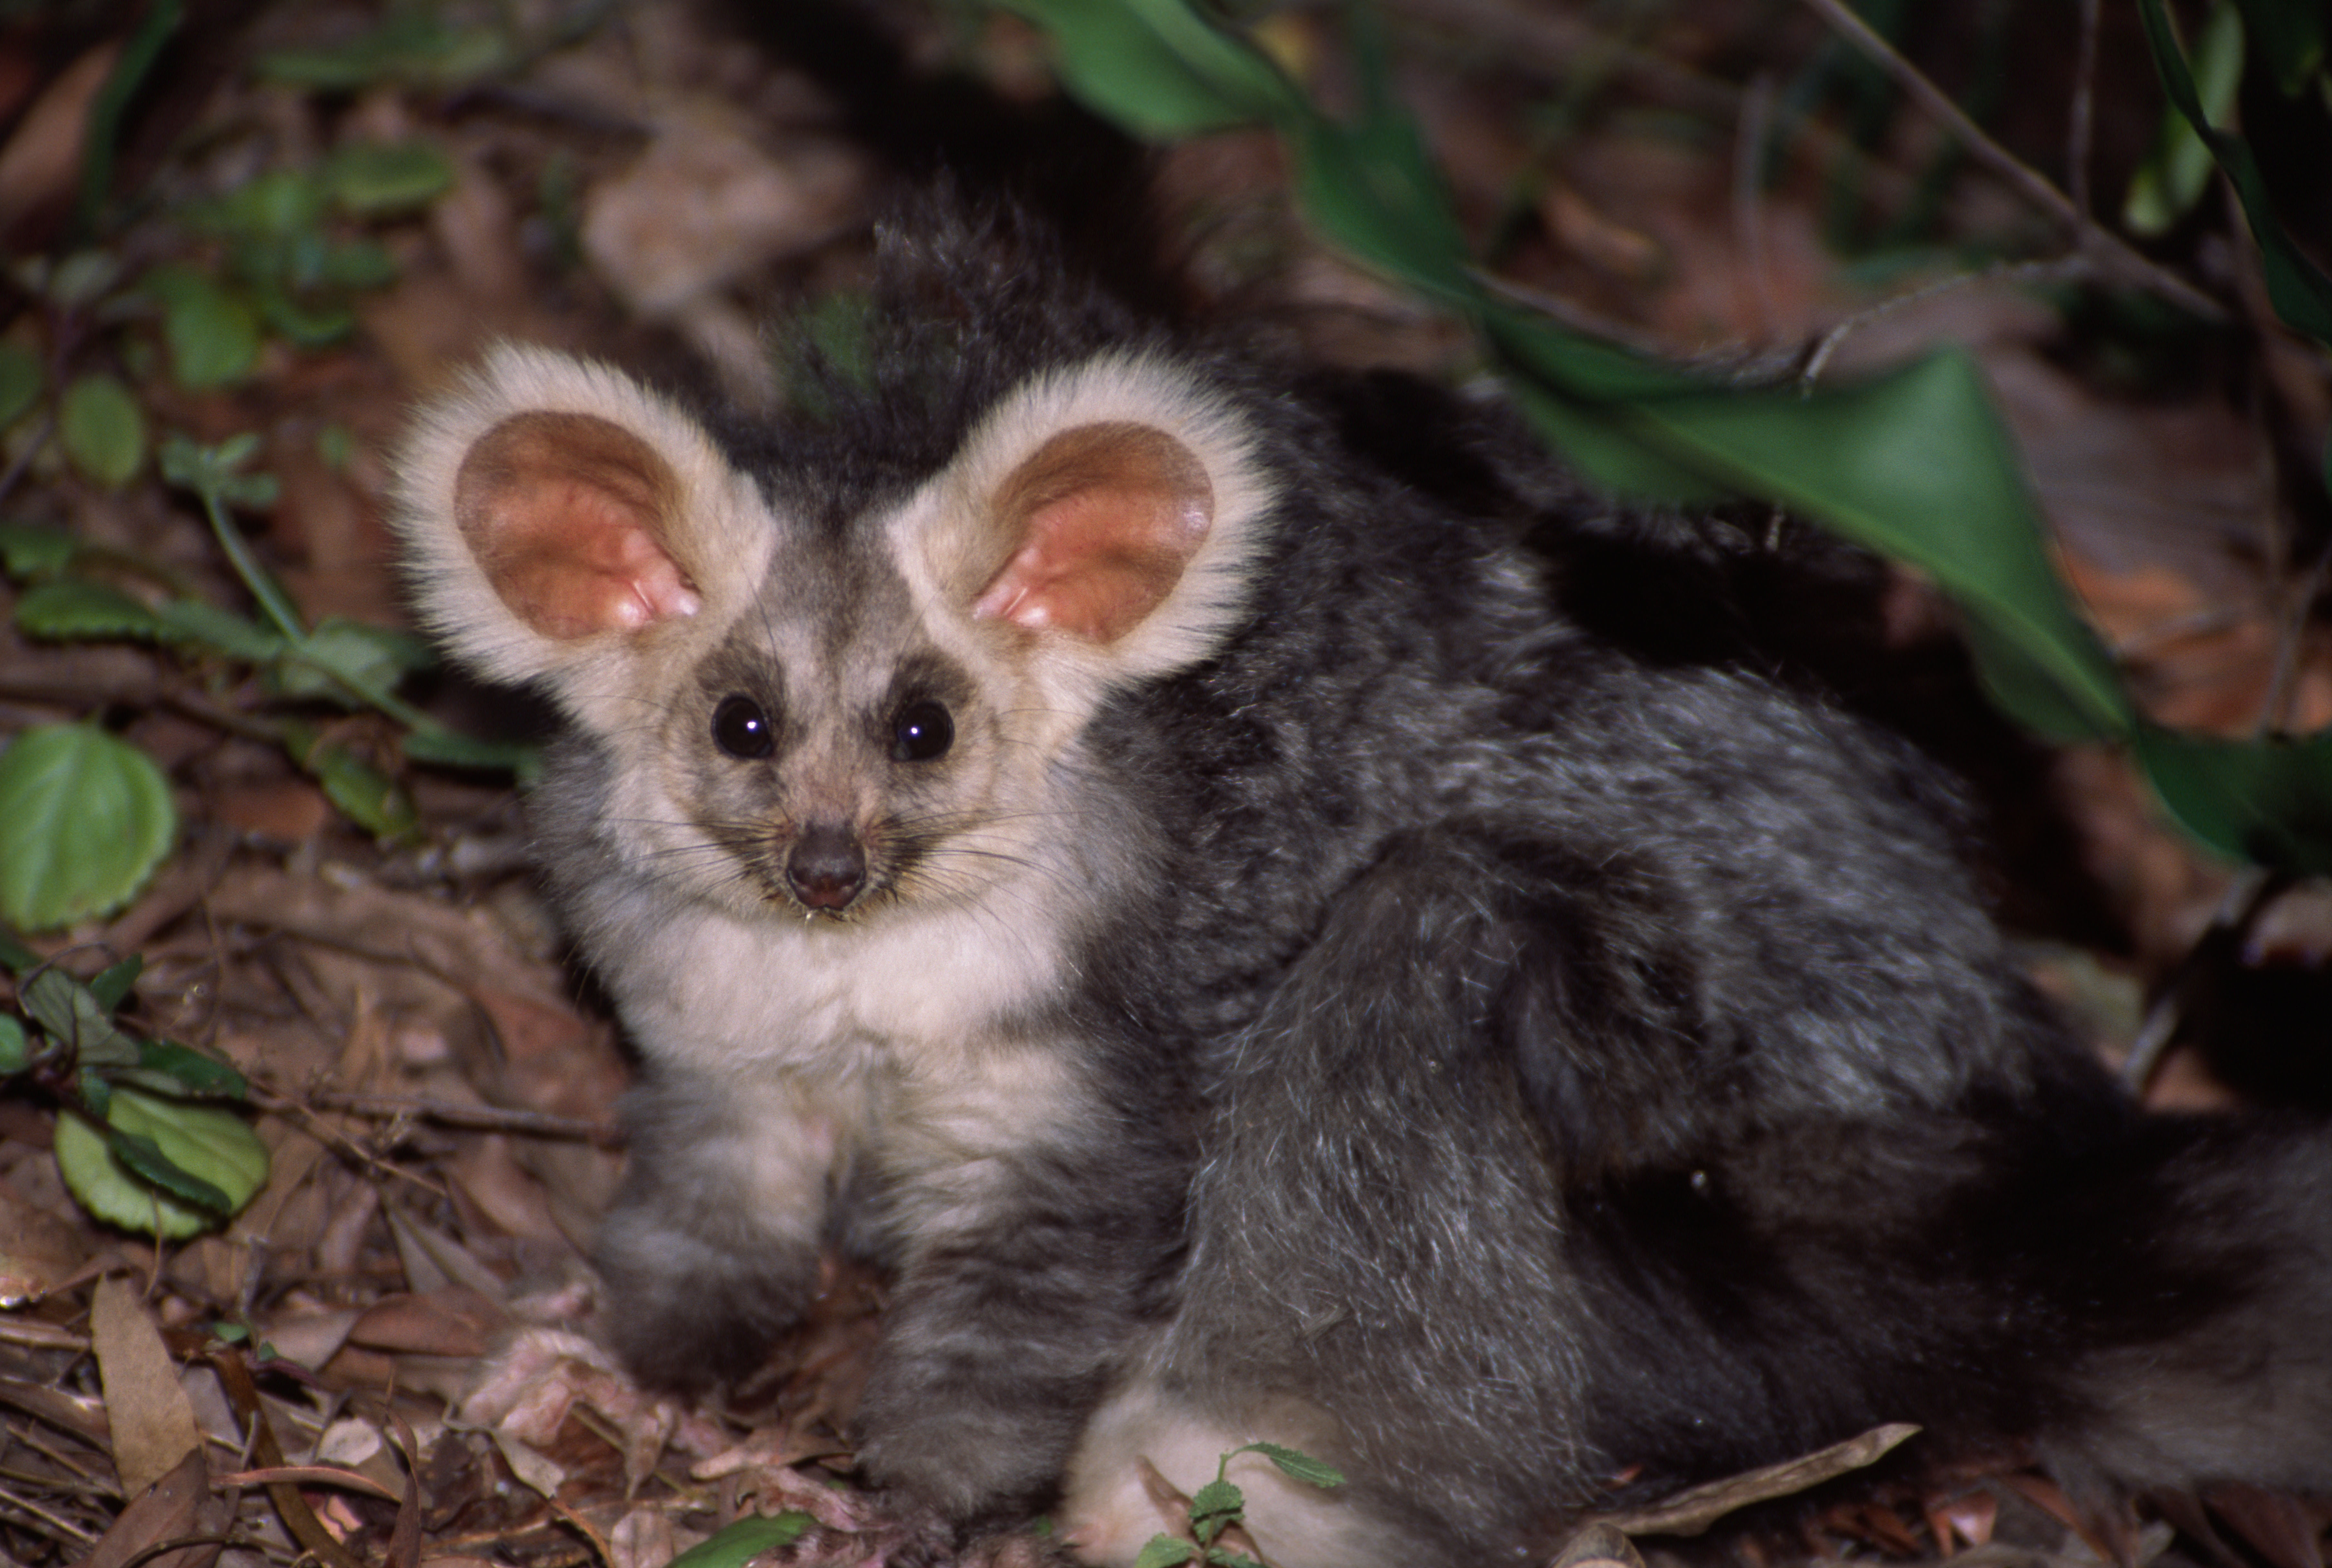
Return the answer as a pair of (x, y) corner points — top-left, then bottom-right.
(1566, 1096), (2332, 1506)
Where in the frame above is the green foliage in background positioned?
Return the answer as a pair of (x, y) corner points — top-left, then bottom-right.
(0, 940), (269, 1239)
(999, 0), (2332, 874)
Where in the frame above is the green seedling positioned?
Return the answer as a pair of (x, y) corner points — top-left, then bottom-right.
(0, 943), (270, 1239)
(1135, 1444), (1346, 1568)
(5, 435), (535, 850)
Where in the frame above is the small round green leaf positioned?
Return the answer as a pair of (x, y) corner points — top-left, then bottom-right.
(0, 341), (41, 429)
(107, 1085), (267, 1209)
(1133, 1537), (1200, 1568)
(0, 725), (176, 930)
(0, 1015), (26, 1074)
(58, 374), (146, 489)
(323, 142), (454, 216)
(54, 1107), (212, 1238)
(145, 266), (261, 390)
(1189, 1478), (1245, 1528)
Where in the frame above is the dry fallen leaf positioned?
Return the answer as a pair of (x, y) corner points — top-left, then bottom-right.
(91, 1273), (205, 1495)
(1591, 1423), (1922, 1537)
(76, 1446), (225, 1568)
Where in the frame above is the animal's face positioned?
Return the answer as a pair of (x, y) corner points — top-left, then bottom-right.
(654, 539), (1017, 921)
(394, 346), (1282, 926)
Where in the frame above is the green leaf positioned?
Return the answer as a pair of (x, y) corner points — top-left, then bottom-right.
(0, 726), (176, 930)
(1206, 1553), (1268, 1568)
(192, 169), (326, 245)
(0, 341), (41, 428)
(143, 266), (262, 390)
(2123, 1), (2245, 236)
(88, 955), (143, 1011)
(257, 13), (510, 91)
(131, 1038), (248, 1100)
(279, 618), (433, 704)
(22, 969), (138, 1068)
(106, 1128), (232, 1214)
(75, 0), (182, 237)
(253, 283), (357, 347)
(2138, 0), (2332, 346)
(399, 728), (539, 776)
(1244, 1442), (1346, 1489)
(55, 1109), (212, 1237)
(55, 1088), (267, 1237)
(58, 375), (147, 489)
(153, 599), (288, 662)
(2134, 725), (2332, 873)
(1188, 1476), (1244, 1543)
(1003, 0), (1298, 136)
(1611, 354), (2132, 740)
(2237, 0), (2325, 96)
(283, 725), (418, 841)
(106, 1087), (268, 1211)
(1133, 1538), (1200, 1568)
(322, 142), (454, 216)
(0, 1015), (24, 1073)
(664, 1513), (815, 1568)
(14, 578), (168, 642)
(0, 524), (78, 579)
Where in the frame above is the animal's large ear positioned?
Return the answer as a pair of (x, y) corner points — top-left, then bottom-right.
(392, 346), (771, 694)
(902, 353), (1277, 684)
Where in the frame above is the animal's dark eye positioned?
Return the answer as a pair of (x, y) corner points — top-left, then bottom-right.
(712, 695), (774, 760)
(891, 700), (954, 762)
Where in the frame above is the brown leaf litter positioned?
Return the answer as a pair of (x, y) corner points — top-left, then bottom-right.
(0, 2), (2328, 1567)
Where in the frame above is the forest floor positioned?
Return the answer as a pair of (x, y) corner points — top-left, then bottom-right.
(0, 2), (2328, 1567)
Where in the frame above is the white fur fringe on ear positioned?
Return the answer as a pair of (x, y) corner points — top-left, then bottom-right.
(893, 350), (1279, 688)
(390, 344), (775, 692)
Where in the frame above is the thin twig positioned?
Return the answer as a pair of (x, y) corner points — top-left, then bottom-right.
(2068, 0), (2102, 220)
(305, 1092), (624, 1146)
(2260, 539), (2332, 735)
(2119, 869), (2286, 1093)
(1794, 0), (2224, 322)
(0, 1490), (103, 1546)
(1800, 255), (2094, 386)
(0, 416), (54, 507)
(1736, 72), (1780, 342)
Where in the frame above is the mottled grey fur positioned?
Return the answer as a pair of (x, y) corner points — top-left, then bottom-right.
(434, 208), (2332, 1564)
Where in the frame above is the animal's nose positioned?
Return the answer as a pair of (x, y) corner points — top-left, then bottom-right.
(787, 822), (866, 911)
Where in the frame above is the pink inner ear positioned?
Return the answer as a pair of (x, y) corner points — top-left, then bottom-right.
(455, 411), (701, 641)
(972, 423), (1215, 644)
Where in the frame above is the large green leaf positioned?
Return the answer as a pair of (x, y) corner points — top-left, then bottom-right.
(2139, 0), (2332, 346)
(0, 726), (176, 930)
(2134, 725), (2332, 872)
(1001, 0), (2332, 872)
(1003, 0), (1298, 136)
(1615, 354), (2132, 740)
